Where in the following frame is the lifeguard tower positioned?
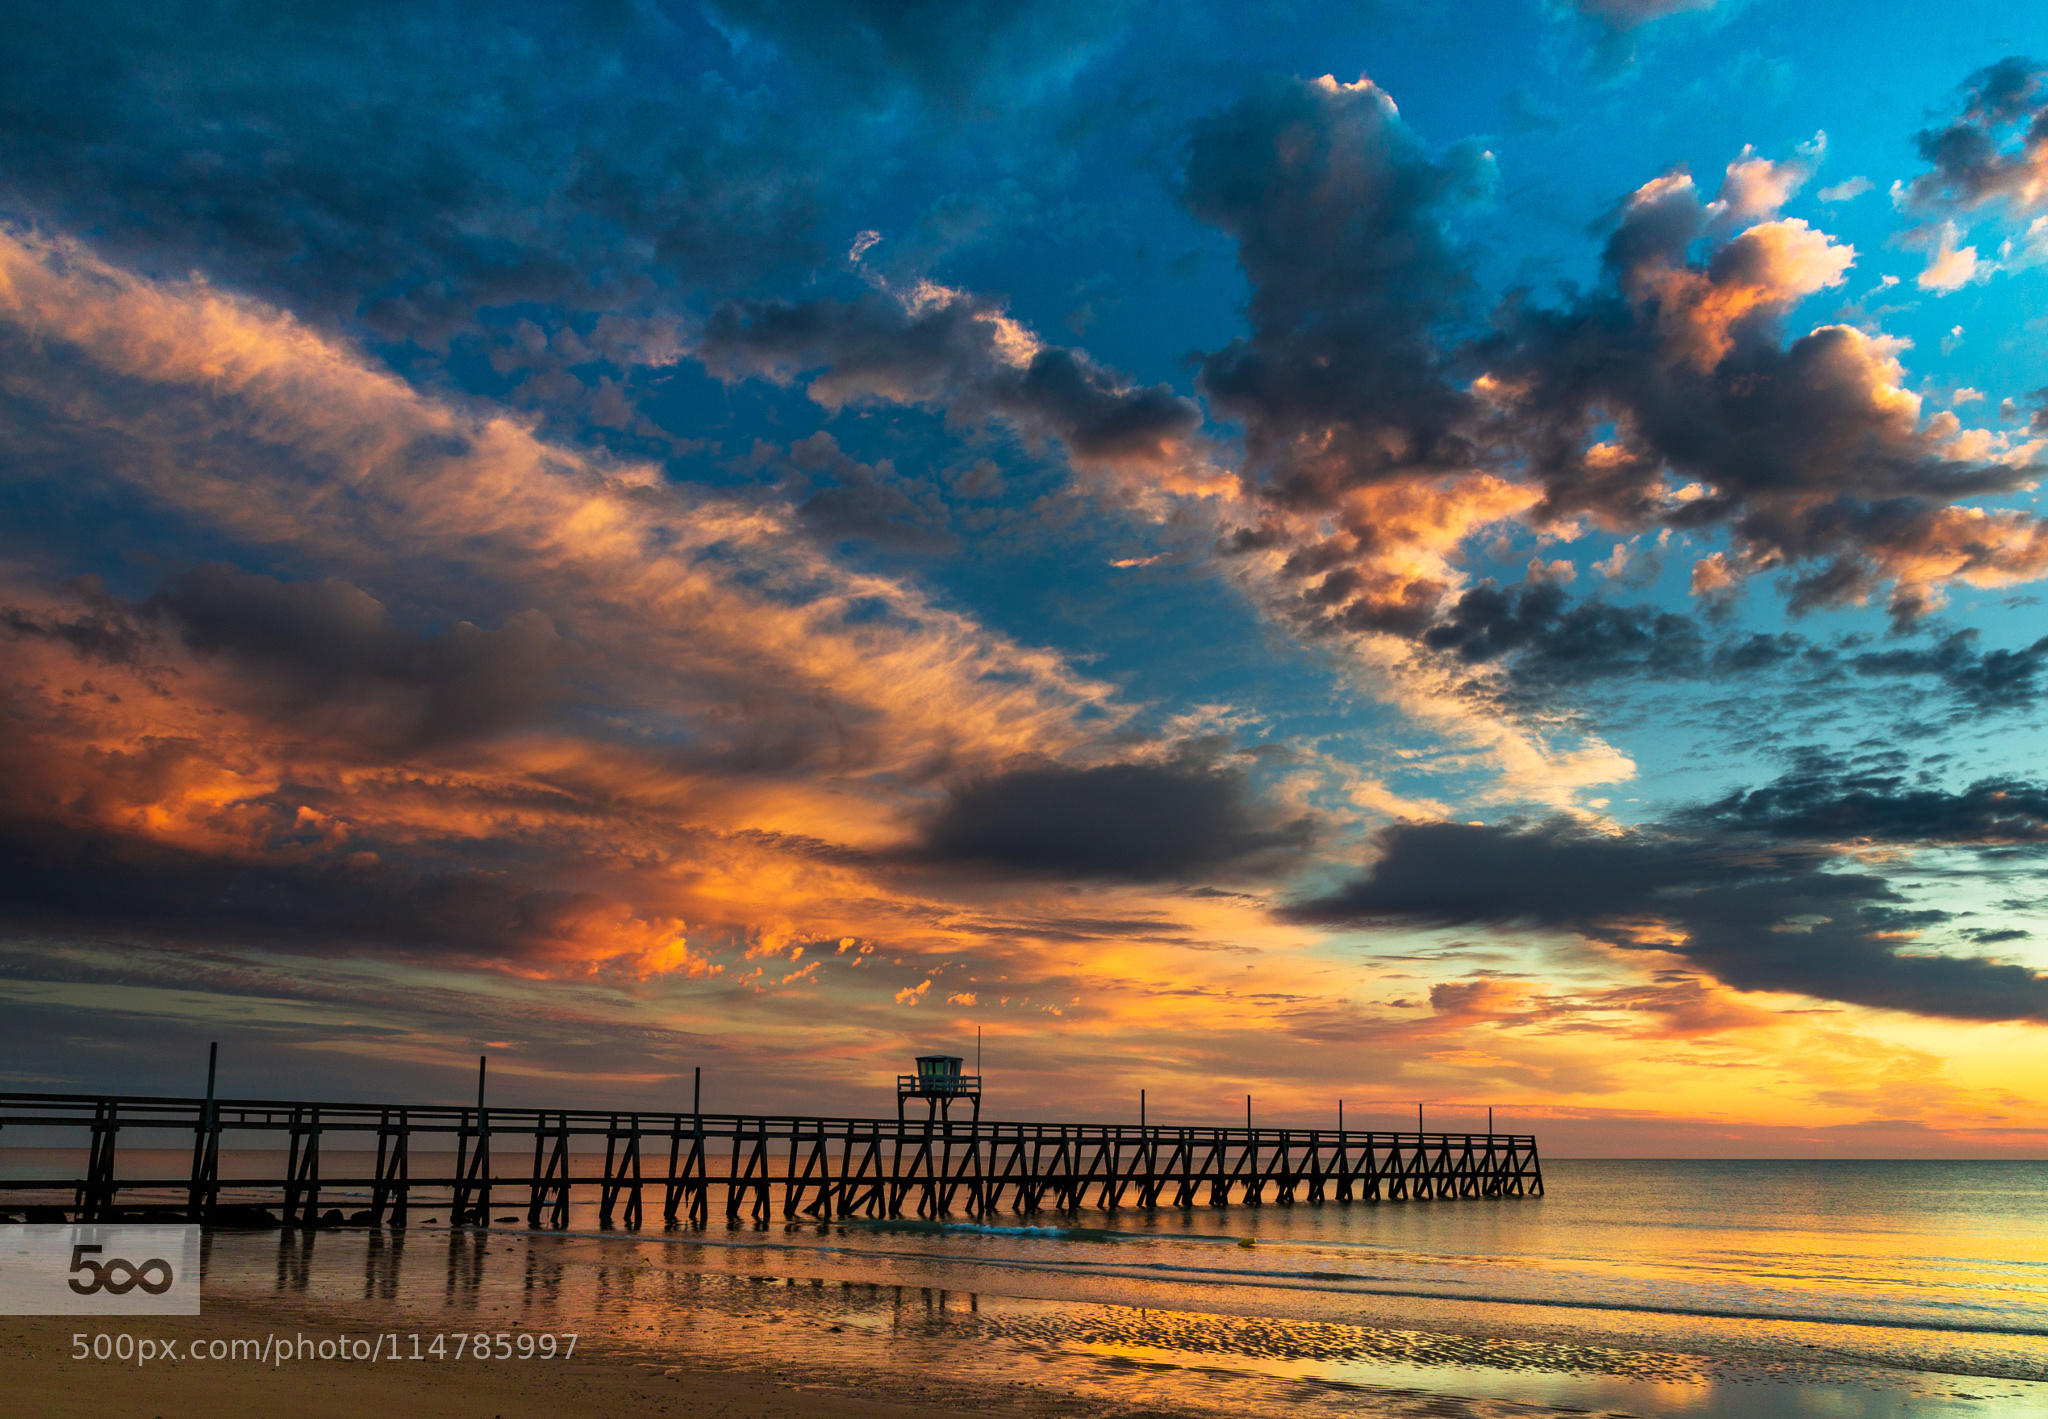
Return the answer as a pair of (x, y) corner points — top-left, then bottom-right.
(898, 1054), (981, 1121)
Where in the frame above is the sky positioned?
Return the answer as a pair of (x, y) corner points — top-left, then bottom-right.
(3, 0), (2048, 1155)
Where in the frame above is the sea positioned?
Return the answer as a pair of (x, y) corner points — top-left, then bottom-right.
(17, 1155), (2048, 1417)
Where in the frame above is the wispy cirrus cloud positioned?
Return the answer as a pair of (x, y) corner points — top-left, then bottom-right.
(0, 223), (1186, 990)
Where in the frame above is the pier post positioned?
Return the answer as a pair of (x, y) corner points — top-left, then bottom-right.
(372, 1108), (395, 1224)
(388, 1108), (412, 1224)
(663, 1113), (684, 1225)
(283, 1105), (321, 1227)
(475, 1075), (494, 1223)
(528, 1116), (547, 1227)
(78, 1100), (119, 1222)
(623, 1114), (644, 1227)
(600, 1113), (620, 1225)
(186, 1043), (219, 1222)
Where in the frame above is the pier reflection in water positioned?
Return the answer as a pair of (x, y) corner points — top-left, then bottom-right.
(255, 1222), (977, 1318)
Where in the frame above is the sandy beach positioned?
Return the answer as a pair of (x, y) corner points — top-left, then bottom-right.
(0, 1294), (1226, 1419)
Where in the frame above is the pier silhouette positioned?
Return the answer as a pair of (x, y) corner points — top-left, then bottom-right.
(0, 1087), (1543, 1229)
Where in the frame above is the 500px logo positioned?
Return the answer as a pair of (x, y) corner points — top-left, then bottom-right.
(0, 1226), (200, 1315)
(66, 1244), (176, 1297)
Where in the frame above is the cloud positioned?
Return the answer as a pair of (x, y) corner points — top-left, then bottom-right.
(1622, 212), (1853, 370)
(1286, 814), (2048, 1022)
(0, 581), (149, 665)
(918, 752), (1316, 881)
(1221, 475), (1540, 640)
(1694, 757), (2048, 845)
(1900, 57), (2048, 226)
(1892, 58), (2048, 292)
(776, 432), (957, 552)
(0, 225), (1124, 782)
(1174, 77), (1648, 794)
(1163, 81), (2045, 756)
(0, 222), (1165, 985)
(1914, 222), (1986, 291)
(1849, 629), (2048, 710)
(148, 564), (564, 751)
(1418, 577), (1808, 686)
(698, 282), (1206, 485)
(0, 812), (716, 980)
(0, 2), (837, 347)
(1182, 74), (1491, 511)
(1179, 77), (2043, 686)
(1707, 145), (1815, 228)
(1484, 167), (2042, 627)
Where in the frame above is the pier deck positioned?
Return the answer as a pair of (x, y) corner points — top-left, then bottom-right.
(0, 1092), (1543, 1228)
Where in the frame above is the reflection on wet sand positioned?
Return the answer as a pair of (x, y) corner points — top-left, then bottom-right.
(203, 1223), (2048, 1419)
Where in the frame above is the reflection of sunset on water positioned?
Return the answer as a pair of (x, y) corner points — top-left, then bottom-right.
(170, 1159), (2048, 1417)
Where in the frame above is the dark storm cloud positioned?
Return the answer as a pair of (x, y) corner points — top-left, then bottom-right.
(1899, 57), (2048, 222)
(919, 755), (1315, 880)
(0, 1), (827, 344)
(699, 289), (1202, 467)
(1181, 74), (1490, 507)
(1286, 814), (2048, 1022)
(149, 564), (563, 750)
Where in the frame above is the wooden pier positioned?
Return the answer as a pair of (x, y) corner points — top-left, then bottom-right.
(0, 1091), (1543, 1228)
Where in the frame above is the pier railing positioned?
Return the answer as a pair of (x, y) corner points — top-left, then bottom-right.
(0, 1091), (1542, 1229)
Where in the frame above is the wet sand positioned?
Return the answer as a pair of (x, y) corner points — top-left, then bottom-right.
(0, 1294), (1233, 1419)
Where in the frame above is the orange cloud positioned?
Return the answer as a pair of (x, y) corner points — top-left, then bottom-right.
(1624, 215), (1854, 370)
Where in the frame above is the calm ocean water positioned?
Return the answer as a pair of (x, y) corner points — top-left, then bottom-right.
(20, 1155), (2048, 1416)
